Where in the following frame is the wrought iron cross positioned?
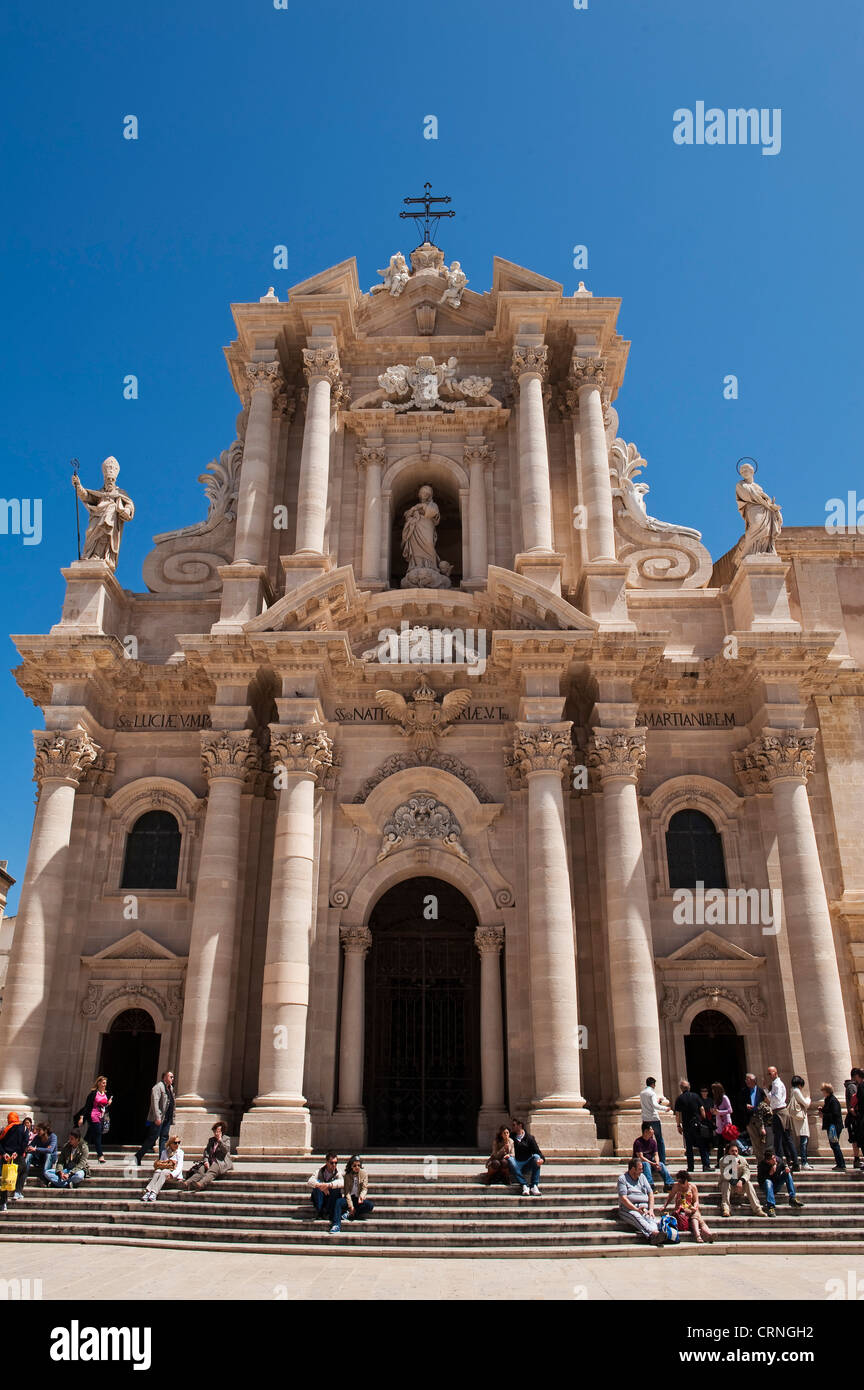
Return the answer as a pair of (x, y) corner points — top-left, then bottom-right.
(400, 183), (455, 244)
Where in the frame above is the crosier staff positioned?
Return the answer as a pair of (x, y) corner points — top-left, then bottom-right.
(71, 458), (81, 560)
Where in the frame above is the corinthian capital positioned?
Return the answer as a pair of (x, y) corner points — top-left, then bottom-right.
(511, 344), (549, 385)
(340, 924), (373, 956)
(33, 731), (101, 787)
(474, 924), (504, 956)
(201, 730), (261, 783)
(586, 728), (646, 784)
(271, 725), (335, 781)
(569, 356), (608, 393)
(733, 729), (816, 792)
(356, 443), (387, 471)
(245, 359), (284, 397)
(464, 442), (495, 469)
(511, 723), (573, 780)
(302, 347), (342, 388)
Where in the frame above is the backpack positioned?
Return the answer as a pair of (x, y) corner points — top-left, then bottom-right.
(658, 1214), (679, 1244)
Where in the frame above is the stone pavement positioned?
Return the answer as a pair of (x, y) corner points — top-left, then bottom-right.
(2, 1243), (861, 1301)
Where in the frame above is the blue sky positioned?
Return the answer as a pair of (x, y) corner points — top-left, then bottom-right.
(1, 0), (861, 909)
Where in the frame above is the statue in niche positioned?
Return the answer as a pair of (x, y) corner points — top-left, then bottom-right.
(400, 485), (453, 588)
(736, 460), (783, 556)
(72, 456), (135, 569)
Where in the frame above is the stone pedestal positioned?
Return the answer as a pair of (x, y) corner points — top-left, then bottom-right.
(729, 554), (800, 632)
(577, 560), (634, 628)
(514, 551), (564, 595)
(51, 561), (127, 637)
(213, 563), (272, 633)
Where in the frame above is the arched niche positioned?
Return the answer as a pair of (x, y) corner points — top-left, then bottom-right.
(381, 453), (469, 589)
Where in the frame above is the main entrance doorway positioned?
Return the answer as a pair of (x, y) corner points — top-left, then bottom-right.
(364, 877), (481, 1146)
(97, 1008), (161, 1145)
(684, 1009), (746, 1100)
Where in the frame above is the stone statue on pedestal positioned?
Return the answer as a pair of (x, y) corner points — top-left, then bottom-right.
(736, 461), (782, 556)
(440, 260), (468, 307)
(372, 252), (410, 297)
(401, 485), (453, 588)
(73, 457), (135, 569)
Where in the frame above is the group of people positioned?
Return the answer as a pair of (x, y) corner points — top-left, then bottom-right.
(484, 1118), (545, 1193)
(308, 1152), (374, 1233)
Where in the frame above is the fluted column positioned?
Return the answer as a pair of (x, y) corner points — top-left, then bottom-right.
(0, 732), (99, 1107)
(357, 443), (387, 584)
(465, 442), (493, 584)
(587, 730), (664, 1141)
(734, 731), (850, 1091)
(233, 360), (283, 565)
(175, 731), (260, 1132)
(240, 726), (333, 1151)
(511, 346), (554, 553)
(511, 724), (595, 1150)
(475, 925), (506, 1128)
(569, 357), (616, 562)
(336, 925), (373, 1118)
(294, 348), (343, 557)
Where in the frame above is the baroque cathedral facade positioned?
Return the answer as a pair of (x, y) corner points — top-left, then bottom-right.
(1, 236), (862, 1155)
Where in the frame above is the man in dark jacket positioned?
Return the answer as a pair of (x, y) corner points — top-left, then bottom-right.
(0, 1113), (30, 1212)
(505, 1117), (545, 1194)
(737, 1074), (768, 1154)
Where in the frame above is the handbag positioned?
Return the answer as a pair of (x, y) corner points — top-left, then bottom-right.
(100, 1109), (110, 1135)
(1, 1160), (18, 1192)
(676, 1209), (691, 1232)
(721, 1123), (740, 1142)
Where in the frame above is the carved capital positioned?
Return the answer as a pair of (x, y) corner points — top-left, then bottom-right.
(356, 443), (387, 471)
(272, 385), (296, 421)
(201, 730), (261, 783)
(474, 924), (504, 956)
(340, 924), (373, 957)
(244, 360), (284, 399)
(78, 749), (117, 798)
(302, 347), (342, 388)
(586, 728), (646, 784)
(33, 731), (101, 788)
(733, 730), (816, 791)
(569, 356), (608, 394)
(464, 442), (495, 469)
(511, 344), (549, 385)
(511, 723), (573, 780)
(271, 726), (334, 781)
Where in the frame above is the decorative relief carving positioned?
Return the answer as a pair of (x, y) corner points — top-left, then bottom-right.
(356, 444), (387, 471)
(474, 924), (504, 955)
(340, 924), (373, 955)
(270, 726), (334, 781)
(201, 730), (261, 782)
(377, 793), (467, 862)
(302, 347), (342, 388)
(586, 729), (646, 784)
(463, 442), (495, 469)
(142, 438), (243, 594)
(375, 675), (472, 755)
(734, 731), (816, 791)
(355, 751), (494, 805)
(79, 749), (117, 798)
(245, 359), (284, 397)
(81, 982), (183, 1019)
(33, 731), (100, 787)
(510, 724), (573, 781)
(608, 439), (712, 590)
(568, 356), (608, 393)
(511, 344), (549, 385)
(351, 355), (497, 413)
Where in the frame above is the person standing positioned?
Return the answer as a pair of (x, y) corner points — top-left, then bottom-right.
(75, 1075), (112, 1164)
(844, 1068), (863, 1169)
(673, 1079), (712, 1173)
(617, 1157), (665, 1245)
(134, 1070), (175, 1165)
(787, 1076), (812, 1170)
(819, 1083), (847, 1170)
(640, 1076), (670, 1164)
(141, 1134), (184, 1203)
(739, 1074), (769, 1160)
(343, 1155), (374, 1223)
(765, 1067), (797, 1167)
(0, 1113), (29, 1211)
(506, 1118), (545, 1195)
(709, 1083), (734, 1166)
(43, 1131), (90, 1190)
(718, 1143), (766, 1218)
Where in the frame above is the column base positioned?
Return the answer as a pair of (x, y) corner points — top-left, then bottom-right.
(172, 1101), (231, 1152)
(526, 1104), (600, 1155)
(212, 563), (272, 632)
(238, 1104), (312, 1155)
(477, 1106), (509, 1146)
(281, 552), (334, 592)
(576, 561), (636, 628)
(332, 1106), (368, 1151)
(514, 551), (564, 595)
(609, 1102), (649, 1156)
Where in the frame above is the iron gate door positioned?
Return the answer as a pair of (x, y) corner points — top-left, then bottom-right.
(364, 879), (481, 1146)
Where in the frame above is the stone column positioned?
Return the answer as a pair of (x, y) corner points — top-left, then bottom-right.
(233, 360), (283, 565)
(240, 726), (334, 1152)
(336, 924), (372, 1146)
(465, 442), (493, 586)
(175, 731), (260, 1142)
(734, 731), (851, 1091)
(511, 724), (596, 1150)
(0, 732), (99, 1108)
(293, 347), (343, 558)
(357, 443), (387, 586)
(511, 346), (553, 554)
(475, 925), (506, 1138)
(587, 729), (664, 1150)
(569, 357), (616, 563)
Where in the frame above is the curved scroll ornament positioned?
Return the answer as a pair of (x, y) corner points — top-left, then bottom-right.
(355, 750), (494, 804)
(608, 439), (712, 589)
(142, 440), (243, 594)
(377, 793), (468, 862)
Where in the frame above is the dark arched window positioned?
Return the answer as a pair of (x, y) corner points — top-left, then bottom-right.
(665, 808), (727, 892)
(121, 811), (181, 890)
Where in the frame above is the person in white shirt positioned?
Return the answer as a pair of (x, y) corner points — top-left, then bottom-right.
(766, 1067), (797, 1167)
(639, 1076), (670, 1164)
(141, 1134), (184, 1202)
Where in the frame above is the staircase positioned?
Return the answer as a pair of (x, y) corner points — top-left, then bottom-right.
(2, 1152), (861, 1258)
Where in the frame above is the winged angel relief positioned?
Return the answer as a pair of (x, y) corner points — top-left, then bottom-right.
(375, 675), (472, 757)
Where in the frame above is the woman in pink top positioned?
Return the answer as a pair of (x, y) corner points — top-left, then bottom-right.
(710, 1082), (734, 1165)
(75, 1075), (112, 1163)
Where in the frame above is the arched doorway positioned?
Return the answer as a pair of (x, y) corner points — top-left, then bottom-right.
(364, 877), (480, 1145)
(684, 1009), (746, 1100)
(97, 1009), (161, 1145)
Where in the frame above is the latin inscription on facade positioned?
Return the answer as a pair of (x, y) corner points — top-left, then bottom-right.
(333, 704), (510, 724)
(635, 711), (736, 729)
(117, 712), (213, 731)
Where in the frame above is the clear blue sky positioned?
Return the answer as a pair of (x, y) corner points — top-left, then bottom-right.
(1, 0), (861, 909)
